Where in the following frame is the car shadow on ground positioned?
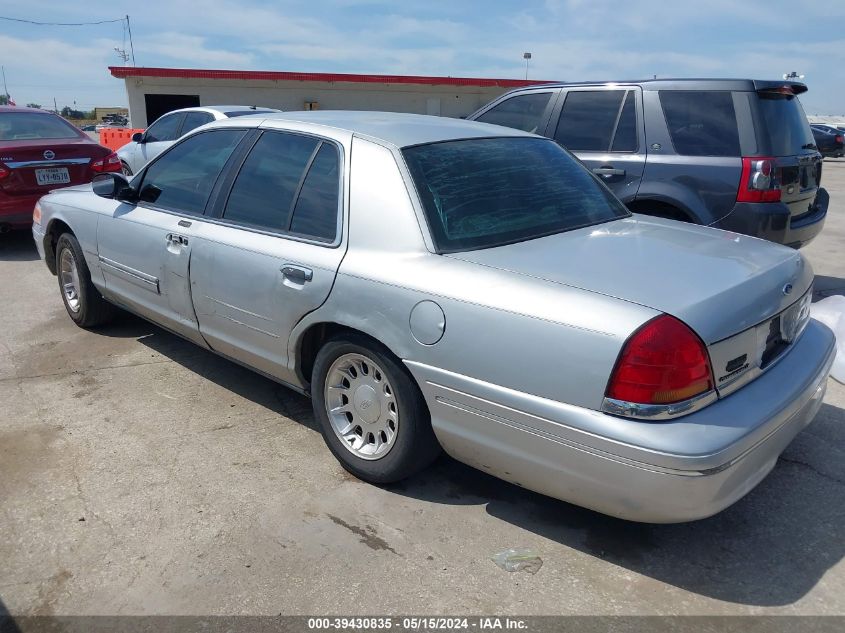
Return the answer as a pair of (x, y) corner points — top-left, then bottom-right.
(813, 275), (845, 299)
(0, 231), (39, 262)
(97, 313), (845, 608)
(100, 312), (318, 432)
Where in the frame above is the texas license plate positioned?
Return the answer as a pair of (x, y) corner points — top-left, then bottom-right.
(35, 167), (70, 186)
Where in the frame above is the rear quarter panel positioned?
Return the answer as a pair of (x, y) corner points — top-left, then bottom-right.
(289, 136), (659, 411)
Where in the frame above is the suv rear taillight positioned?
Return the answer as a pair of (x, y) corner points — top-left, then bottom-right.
(91, 152), (122, 173)
(606, 315), (714, 405)
(737, 156), (781, 203)
(836, 135), (843, 144)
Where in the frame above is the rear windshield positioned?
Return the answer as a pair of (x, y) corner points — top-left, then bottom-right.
(0, 112), (81, 141)
(402, 137), (630, 253)
(756, 94), (815, 156)
(224, 109), (278, 118)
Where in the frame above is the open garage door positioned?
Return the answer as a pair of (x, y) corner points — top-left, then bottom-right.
(144, 94), (201, 126)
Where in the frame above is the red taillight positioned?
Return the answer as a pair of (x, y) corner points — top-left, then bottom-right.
(606, 315), (714, 405)
(836, 135), (843, 144)
(91, 152), (122, 173)
(737, 156), (781, 203)
(0, 163), (9, 179)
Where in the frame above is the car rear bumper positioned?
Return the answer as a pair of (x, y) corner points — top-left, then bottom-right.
(714, 188), (828, 248)
(405, 319), (836, 523)
(0, 192), (40, 228)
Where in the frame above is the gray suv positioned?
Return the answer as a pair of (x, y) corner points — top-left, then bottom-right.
(468, 79), (827, 248)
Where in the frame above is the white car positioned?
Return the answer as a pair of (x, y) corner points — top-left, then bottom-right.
(116, 105), (281, 175)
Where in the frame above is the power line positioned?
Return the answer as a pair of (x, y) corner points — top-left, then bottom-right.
(0, 16), (125, 26)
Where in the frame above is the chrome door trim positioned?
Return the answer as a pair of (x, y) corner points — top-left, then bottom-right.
(98, 255), (160, 293)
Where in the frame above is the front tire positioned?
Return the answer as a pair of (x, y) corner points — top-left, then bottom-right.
(56, 233), (116, 328)
(120, 161), (133, 177)
(312, 334), (440, 483)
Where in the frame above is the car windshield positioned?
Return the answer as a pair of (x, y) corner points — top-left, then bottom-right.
(757, 93), (815, 155)
(402, 137), (630, 253)
(0, 112), (81, 141)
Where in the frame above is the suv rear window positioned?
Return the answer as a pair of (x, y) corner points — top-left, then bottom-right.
(756, 93), (815, 156)
(660, 91), (740, 157)
(403, 137), (629, 253)
(554, 90), (637, 152)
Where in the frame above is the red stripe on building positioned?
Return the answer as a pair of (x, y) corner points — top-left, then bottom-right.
(108, 66), (554, 89)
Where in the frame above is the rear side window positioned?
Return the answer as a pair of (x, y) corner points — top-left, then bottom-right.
(138, 129), (246, 214)
(181, 111), (214, 134)
(660, 91), (740, 156)
(289, 143), (340, 242)
(403, 137), (630, 253)
(0, 112), (80, 140)
(757, 93), (815, 156)
(223, 131), (319, 230)
(475, 92), (552, 133)
(554, 90), (637, 152)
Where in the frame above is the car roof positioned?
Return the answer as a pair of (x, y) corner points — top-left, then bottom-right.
(253, 110), (533, 148)
(169, 105), (280, 116)
(505, 78), (808, 94)
(0, 105), (62, 114)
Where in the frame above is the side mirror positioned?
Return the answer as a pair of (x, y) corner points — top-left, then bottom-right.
(92, 173), (134, 200)
(132, 132), (144, 143)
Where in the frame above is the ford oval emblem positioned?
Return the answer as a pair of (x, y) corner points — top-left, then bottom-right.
(43, 150), (55, 160)
(783, 283), (793, 296)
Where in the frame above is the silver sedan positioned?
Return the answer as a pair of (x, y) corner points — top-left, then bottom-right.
(32, 112), (835, 523)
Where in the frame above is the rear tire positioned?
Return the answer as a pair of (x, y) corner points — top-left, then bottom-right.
(55, 233), (117, 328)
(311, 334), (440, 483)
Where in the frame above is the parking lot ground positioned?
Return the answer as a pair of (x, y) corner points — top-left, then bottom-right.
(1, 162), (845, 617)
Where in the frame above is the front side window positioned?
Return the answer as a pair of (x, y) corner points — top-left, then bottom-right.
(554, 90), (635, 152)
(403, 137), (629, 253)
(475, 92), (553, 133)
(0, 112), (81, 140)
(144, 113), (183, 143)
(137, 129), (246, 214)
(660, 91), (740, 157)
(181, 111), (214, 135)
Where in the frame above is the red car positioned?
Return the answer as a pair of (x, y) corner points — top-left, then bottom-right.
(0, 106), (122, 232)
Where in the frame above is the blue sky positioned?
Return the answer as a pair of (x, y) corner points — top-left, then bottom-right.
(1, 0), (844, 114)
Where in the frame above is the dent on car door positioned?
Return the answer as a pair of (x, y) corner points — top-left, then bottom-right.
(96, 128), (249, 344)
(550, 88), (646, 203)
(189, 129), (346, 385)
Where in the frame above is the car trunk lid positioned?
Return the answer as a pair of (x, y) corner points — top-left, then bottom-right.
(446, 215), (813, 346)
(0, 137), (108, 196)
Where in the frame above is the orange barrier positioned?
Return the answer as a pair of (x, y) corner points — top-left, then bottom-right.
(99, 128), (144, 151)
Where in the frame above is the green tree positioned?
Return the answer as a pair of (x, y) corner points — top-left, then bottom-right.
(0, 95), (8, 105)
(26, 103), (41, 109)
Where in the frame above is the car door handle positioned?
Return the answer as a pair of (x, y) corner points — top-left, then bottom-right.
(593, 166), (626, 177)
(166, 233), (188, 246)
(281, 265), (313, 283)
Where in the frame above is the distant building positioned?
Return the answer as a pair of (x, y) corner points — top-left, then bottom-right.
(93, 106), (129, 121)
(109, 66), (551, 128)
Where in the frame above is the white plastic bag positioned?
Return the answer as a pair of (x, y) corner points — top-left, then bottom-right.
(810, 295), (845, 384)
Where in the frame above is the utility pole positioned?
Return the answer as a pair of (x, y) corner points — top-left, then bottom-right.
(1, 66), (8, 99)
(54, 97), (58, 114)
(126, 15), (136, 66)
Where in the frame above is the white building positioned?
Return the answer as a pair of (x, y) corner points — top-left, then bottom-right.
(110, 66), (547, 128)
